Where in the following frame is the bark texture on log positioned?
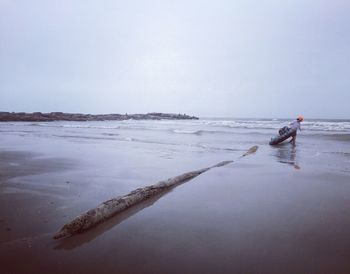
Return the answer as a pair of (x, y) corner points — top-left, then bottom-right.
(53, 146), (258, 239)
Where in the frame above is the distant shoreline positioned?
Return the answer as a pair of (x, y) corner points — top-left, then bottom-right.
(0, 112), (199, 122)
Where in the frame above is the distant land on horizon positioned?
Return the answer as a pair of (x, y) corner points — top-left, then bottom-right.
(0, 112), (198, 122)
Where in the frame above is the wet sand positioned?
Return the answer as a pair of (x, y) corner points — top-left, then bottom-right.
(1, 122), (350, 274)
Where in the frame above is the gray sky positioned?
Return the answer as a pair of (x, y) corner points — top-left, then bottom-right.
(0, 0), (349, 118)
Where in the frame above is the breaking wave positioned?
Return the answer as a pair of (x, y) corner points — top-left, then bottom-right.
(3, 118), (350, 134)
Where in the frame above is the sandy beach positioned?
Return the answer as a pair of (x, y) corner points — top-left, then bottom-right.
(1, 119), (350, 274)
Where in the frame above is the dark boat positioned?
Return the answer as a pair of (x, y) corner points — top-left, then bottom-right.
(269, 128), (296, 145)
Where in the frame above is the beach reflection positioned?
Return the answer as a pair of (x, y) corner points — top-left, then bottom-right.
(273, 143), (300, 170)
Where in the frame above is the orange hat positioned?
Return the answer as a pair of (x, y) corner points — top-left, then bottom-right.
(297, 115), (304, 121)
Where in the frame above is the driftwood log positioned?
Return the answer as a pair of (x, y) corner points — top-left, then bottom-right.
(53, 145), (258, 239)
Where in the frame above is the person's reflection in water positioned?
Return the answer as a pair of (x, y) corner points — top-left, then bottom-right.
(275, 143), (300, 170)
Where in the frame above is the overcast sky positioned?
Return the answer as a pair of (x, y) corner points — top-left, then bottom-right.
(0, 0), (349, 118)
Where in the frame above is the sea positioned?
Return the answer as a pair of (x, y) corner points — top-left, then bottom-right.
(1, 118), (349, 150)
(1, 117), (349, 174)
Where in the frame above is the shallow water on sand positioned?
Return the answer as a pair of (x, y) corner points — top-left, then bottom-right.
(0, 119), (350, 274)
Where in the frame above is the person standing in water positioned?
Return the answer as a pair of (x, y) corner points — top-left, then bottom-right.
(289, 115), (304, 145)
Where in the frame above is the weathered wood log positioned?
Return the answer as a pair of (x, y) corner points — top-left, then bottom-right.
(53, 146), (258, 239)
(241, 145), (258, 157)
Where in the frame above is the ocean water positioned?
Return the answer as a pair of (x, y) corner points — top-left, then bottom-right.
(1, 118), (350, 143)
(1, 117), (349, 176)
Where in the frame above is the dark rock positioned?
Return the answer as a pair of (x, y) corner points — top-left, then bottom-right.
(0, 112), (199, 122)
